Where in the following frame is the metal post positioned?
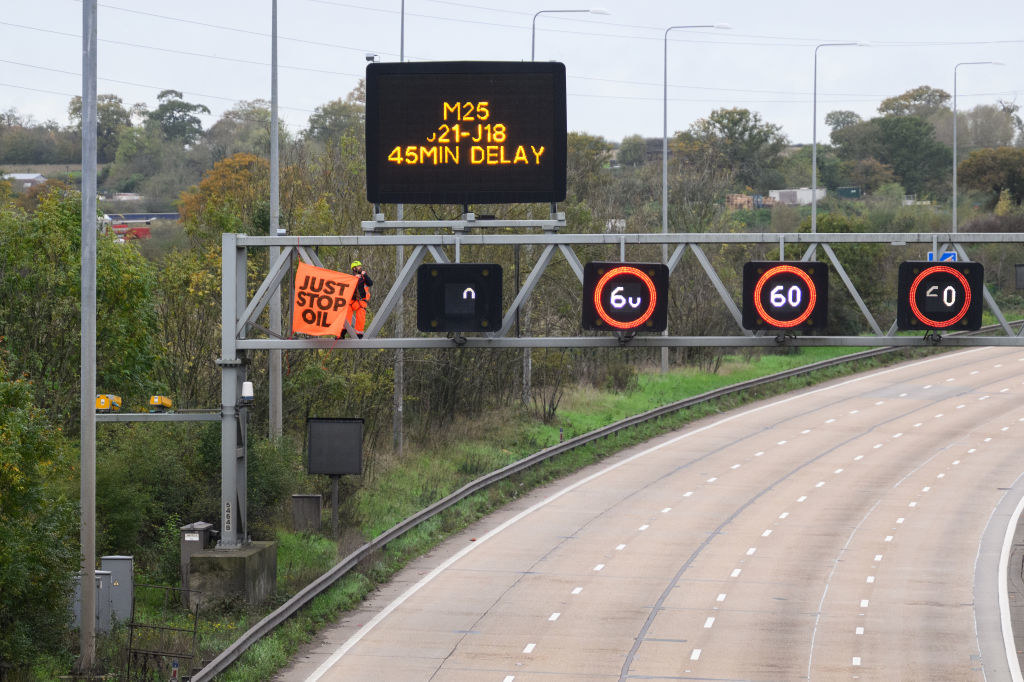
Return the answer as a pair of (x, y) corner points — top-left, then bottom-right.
(78, 0), (97, 670)
(662, 23), (727, 374)
(953, 61), (1002, 233)
(331, 476), (339, 538)
(219, 234), (246, 549)
(394, 2), (405, 456)
(269, 0), (283, 438)
(812, 42), (863, 233)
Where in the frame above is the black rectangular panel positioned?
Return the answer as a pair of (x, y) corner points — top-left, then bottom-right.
(307, 418), (363, 476)
(365, 61), (567, 204)
(417, 263), (503, 332)
(896, 261), (984, 331)
(582, 262), (669, 333)
(742, 261), (829, 331)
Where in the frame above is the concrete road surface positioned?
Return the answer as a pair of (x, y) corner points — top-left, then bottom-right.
(277, 347), (1024, 681)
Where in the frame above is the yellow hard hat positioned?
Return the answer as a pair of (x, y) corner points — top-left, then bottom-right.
(351, 260), (362, 269)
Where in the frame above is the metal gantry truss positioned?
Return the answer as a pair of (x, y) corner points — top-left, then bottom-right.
(227, 229), (1024, 352)
(216, 227), (1024, 547)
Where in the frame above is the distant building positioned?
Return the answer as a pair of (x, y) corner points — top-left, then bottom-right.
(1, 173), (46, 191)
(726, 194), (777, 211)
(768, 187), (826, 206)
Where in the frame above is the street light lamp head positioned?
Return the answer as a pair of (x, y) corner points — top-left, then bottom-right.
(589, 8), (611, 15)
(713, 23), (733, 29)
(365, 52), (379, 62)
(855, 41), (871, 47)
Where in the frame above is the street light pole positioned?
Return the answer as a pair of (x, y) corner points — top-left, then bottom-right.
(269, 0), (282, 438)
(812, 42), (863, 234)
(661, 22), (729, 373)
(953, 61), (1002, 233)
(526, 7), (609, 399)
(532, 8), (609, 61)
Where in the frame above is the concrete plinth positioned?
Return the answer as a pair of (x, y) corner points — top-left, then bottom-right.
(187, 541), (277, 611)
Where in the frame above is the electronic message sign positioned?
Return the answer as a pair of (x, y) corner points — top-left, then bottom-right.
(742, 261), (829, 331)
(582, 262), (668, 333)
(897, 261), (984, 331)
(417, 263), (503, 332)
(365, 61), (567, 205)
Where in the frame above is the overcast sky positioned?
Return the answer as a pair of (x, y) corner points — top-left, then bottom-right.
(1, 0), (1021, 146)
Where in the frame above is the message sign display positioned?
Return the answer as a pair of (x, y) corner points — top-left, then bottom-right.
(307, 418), (363, 476)
(365, 61), (567, 205)
(417, 263), (503, 332)
(742, 261), (829, 331)
(582, 262), (668, 332)
(897, 261), (984, 331)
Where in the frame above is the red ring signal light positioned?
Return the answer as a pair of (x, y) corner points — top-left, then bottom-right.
(593, 266), (658, 330)
(897, 261), (983, 331)
(742, 261), (829, 331)
(908, 265), (970, 328)
(752, 265), (817, 329)
(582, 262), (669, 332)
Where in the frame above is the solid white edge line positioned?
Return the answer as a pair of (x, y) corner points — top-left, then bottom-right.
(304, 348), (984, 682)
(1000, 491), (1024, 682)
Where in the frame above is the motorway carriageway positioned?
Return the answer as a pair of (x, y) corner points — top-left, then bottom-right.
(278, 347), (1024, 681)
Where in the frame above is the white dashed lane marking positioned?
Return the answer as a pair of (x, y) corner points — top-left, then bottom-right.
(704, 617), (715, 629)
(746, 548), (757, 556)
(523, 643), (536, 654)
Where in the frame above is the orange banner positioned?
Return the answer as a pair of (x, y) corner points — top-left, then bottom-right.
(292, 262), (360, 337)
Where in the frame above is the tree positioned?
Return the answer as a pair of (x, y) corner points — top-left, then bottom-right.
(0, 189), (161, 427)
(68, 93), (132, 163)
(878, 85), (950, 118)
(0, 351), (77, 672)
(203, 99), (273, 162)
(825, 110), (862, 132)
(566, 132), (612, 203)
(833, 116), (950, 196)
(146, 89), (210, 145)
(304, 85), (365, 145)
(688, 107), (788, 192)
(874, 115), (951, 196)
(616, 134), (648, 167)
(842, 158), (897, 193)
(958, 147), (1024, 204)
(179, 153), (271, 245)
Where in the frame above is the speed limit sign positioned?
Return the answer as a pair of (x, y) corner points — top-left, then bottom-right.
(582, 262), (668, 332)
(742, 261), (829, 331)
(896, 261), (984, 331)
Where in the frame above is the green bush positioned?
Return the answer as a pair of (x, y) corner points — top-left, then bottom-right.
(0, 354), (78, 674)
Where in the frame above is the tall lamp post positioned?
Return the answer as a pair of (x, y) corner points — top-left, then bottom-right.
(662, 24), (730, 244)
(532, 8), (609, 61)
(661, 22), (729, 373)
(525, 7), (608, 402)
(953, 61), (1002, 233)
(812, 42), (865, 233)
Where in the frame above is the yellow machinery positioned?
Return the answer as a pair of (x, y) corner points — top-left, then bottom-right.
(95, 394), (122, 413)
(147, 395), (173, 413)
